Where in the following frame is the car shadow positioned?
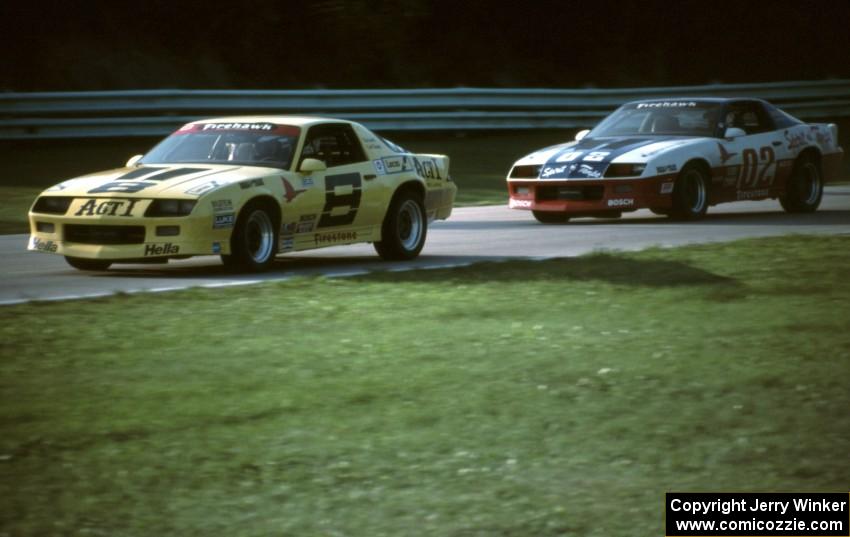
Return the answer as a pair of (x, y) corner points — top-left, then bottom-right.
(445, 209), (850, 228)
(97, 254), (509, 280)
(350, 253), (741, 290)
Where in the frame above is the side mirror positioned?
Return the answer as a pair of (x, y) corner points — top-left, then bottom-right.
(575, 129), (590, 141)
(299, 158), (327, 173)
(126, 154), (143, 167)
(723, 127), (746, 139)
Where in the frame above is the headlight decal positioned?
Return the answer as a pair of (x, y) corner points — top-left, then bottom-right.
(144, 199), (197, 217)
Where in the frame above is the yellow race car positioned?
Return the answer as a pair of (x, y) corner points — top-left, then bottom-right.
(28, 117), (456, 271)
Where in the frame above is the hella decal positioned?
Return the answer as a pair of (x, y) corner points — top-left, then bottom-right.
(31, 237), (59, 252)
(144, 243), (179, 256)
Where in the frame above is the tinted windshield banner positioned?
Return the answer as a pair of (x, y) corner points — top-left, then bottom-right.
(176, 123), (301, 136)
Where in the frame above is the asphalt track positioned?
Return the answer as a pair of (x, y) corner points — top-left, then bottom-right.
(2, 187), (849, 305)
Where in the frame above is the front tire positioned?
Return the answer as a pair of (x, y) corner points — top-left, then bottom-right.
(221, 202), (279, 272)
(780, 156), (823, 213)
(374, 190), (427, 261)
(532, 210), (570, 224)
(670, 164), (709, 220)
(65, 257), (112, 271)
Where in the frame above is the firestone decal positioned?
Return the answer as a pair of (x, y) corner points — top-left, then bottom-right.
(314, 231), (357, 246)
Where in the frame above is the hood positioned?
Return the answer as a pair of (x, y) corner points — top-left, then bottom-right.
(512, 136), (706, 179)
(43, 164), (279, 198)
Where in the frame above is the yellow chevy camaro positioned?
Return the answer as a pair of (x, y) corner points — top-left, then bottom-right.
(28, 117), (456, 271)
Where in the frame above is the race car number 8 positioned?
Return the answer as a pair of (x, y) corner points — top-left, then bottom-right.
(318, 172), (362, 228)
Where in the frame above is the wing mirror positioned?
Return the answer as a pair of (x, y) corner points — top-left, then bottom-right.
(126, 154), (143, 167)
(723, 127), (746, 139)
(575, 129), (590, 141)
(299, 158), (327, 173)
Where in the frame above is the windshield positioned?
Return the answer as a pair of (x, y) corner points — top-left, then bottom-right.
(588, 102), (722, 138)
(140, 122), (301, 169)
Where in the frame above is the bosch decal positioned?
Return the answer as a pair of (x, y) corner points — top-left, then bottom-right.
(607, 198), (635, 207)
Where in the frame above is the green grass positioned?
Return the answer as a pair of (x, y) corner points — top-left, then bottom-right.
(2, 235), (849, 536)
(0, 186), (41, 234)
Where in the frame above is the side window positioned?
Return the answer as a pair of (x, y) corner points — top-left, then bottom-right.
(724, 102), (774, 135)
(300, 124), (367, 168)
(765, 103), (803, 129)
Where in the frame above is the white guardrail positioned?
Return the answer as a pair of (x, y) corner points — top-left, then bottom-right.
(1, 80), (849, 139)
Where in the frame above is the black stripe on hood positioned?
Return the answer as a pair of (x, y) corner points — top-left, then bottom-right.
(541, 137), (669, 179)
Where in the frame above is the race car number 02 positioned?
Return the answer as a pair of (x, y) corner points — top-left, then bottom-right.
(739, 146), (776, 188)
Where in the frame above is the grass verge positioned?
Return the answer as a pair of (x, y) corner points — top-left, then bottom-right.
(1, 235), (849, 536)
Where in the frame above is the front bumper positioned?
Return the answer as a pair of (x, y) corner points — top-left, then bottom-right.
(507, 174), (677, 214)
(27, 211), (232, 260)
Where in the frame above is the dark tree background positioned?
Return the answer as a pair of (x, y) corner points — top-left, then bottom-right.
(2, 0), (849, 91)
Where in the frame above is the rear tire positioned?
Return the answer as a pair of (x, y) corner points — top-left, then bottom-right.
(65, 257), (112, 271)
(532, 210), (570, 224)
(221, 202), (279, 272)
(670, 164), (709, 220)
(374, 190), (427, 261)
(780, 156), (823, 213)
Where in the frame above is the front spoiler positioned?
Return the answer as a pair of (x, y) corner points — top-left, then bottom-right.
(506, 174), (677, 213)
